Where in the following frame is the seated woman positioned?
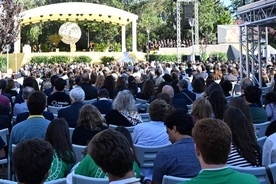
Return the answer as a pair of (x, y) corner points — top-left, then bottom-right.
(136, 80), (155, 101)
(72, 104), (107, 146)
(191, 97), (213, 124)
(74, 126), (140, 179)
(224, 107), (262, 167)
(45, 118), (75, 181)
(105, 90), (142, 126)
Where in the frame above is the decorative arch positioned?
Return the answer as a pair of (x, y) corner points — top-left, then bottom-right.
(16, 2), (138, 52)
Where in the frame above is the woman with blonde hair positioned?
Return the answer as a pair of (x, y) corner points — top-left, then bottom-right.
(191, 97), (213, 123)
(95, 75), (105, 90)
(72, 104), (107, 145)
(105, 89), (142, 126)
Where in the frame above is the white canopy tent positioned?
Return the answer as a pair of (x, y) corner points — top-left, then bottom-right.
(15, 2), (138, 52)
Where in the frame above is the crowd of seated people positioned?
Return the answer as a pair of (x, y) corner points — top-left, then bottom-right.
(0, 58), (276, 183)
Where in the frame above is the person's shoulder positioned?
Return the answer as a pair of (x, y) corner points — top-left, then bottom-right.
(230, 169), (259, 183)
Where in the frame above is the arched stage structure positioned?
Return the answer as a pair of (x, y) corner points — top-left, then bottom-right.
(15, 2), (138, 53)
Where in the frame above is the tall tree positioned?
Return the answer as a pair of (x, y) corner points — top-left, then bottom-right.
(0, 0), (22, 52)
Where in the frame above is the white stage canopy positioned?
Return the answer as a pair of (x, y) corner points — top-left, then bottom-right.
(15, 2), (138, 52)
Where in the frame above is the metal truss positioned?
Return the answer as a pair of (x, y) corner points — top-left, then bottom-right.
(237, 0), (276, 87)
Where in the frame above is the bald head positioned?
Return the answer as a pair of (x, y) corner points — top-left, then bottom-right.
(162, 85), (174, 98)
(241, 78), (253, 91)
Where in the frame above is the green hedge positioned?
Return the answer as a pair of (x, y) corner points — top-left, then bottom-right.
(72, 56), (92, 63)
(101, 56), (115, 66)
(0, 56), (7, 72)
(149, 54), (178, 62)
(30, 56), (92, 65)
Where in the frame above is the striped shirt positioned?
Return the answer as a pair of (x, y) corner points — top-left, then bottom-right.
(227, 144), (256, 167)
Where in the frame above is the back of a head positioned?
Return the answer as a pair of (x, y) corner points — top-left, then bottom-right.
(205, 82), (224, 97)
(244, 85), (262, 104)
(13, 138), (53, 184)
(0, 79), (7, 90)
(157, 93), (173, 107)
(98, 89), (109, 99)
(177, 79), (189, 89)
(192, 77), (205, 93)
(22, 86), (35, 100)
(193, 118), (232, 165)
(229, 96), (253, 123)
(241, 78), (253, 90)
(69, 87), (85, 102)
(81, 73), (90, 83)
(77, 104), (104, 129)
(112, 90), (135, 112)
(6, 78), (15, 90)
(191, 97), (213, 121)
(50, 75), (59, 86)
(88, 129), (133, 178)
(54, 78), (66, 91)
(149, 99), (170, 122)
(27, 91), (46, 115)
(207, 90), (227, 120)
(165, 110), (194, 136)
(162, 85), (174, 98)
(45, 118), (74, 163)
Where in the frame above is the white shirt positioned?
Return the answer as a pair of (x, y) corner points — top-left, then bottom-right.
(263, 133), (276, 165)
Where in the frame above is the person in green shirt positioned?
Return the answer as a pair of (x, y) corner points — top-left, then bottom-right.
(75, 126), (140, 179)
(45, 118), (75, 181)
(180, 118), (259, 184)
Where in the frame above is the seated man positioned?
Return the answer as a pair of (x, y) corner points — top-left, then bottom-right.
(92, 89), (112, 114)
(13, 86), (34, 116)
(13, 138), (54, 184)
(180, 118), (259, 184)
(174, 79), (196, 105)
(89, 129), (140, 183)
(9, 91), (51, 154)
(162, 85), (188, 111)
(47, 78), (71, 107)
(152, 110), (200, 184)
(58, 87), (85, 128)
(244, 86), (267, 124)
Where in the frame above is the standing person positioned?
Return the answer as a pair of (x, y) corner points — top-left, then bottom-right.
(180, 118), (259, 184)
(13, 139), (54, 184)
(72, 105), (107, 146)
(45, 118), (75, 181)
(9, 91), (50, 154)
(152, 110), (200, 184)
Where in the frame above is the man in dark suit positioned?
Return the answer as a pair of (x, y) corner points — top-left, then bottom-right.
(79, 73), (97, 100)
(58, 87), (85, 128)
(92, 89), (112, 114)
(162, 85), (188, 112)
(174, 79), (196, 105)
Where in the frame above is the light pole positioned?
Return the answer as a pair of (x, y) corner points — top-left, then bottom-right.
(189, 18), (195, 62)
(146, 26), (151, 62)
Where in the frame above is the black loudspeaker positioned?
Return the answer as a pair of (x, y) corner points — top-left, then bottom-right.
(182, 55), (188, 62)
(195, 55), (201, 62)
(184, 4), (194, 19)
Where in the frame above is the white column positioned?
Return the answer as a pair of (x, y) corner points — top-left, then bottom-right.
(14, 25), (21, 53)
(121, 25), (126, 52)
(132, 20), (137, 52)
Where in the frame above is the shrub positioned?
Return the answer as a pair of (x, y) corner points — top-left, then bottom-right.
(210, 52), (227, 61)
(30, 56), (49, 64)
(48, 56), (70, 64)
(0, 56), (7, 72)
(101, 56), (114, 66)
(72, 56), (92, 63)
(94, 43), (107, 52)
(149, 54), (178, 62)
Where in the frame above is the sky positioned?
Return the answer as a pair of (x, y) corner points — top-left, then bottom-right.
(221, 0), (232, 7)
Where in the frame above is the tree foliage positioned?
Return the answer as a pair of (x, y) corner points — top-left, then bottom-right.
(0, 0), (22, 52)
